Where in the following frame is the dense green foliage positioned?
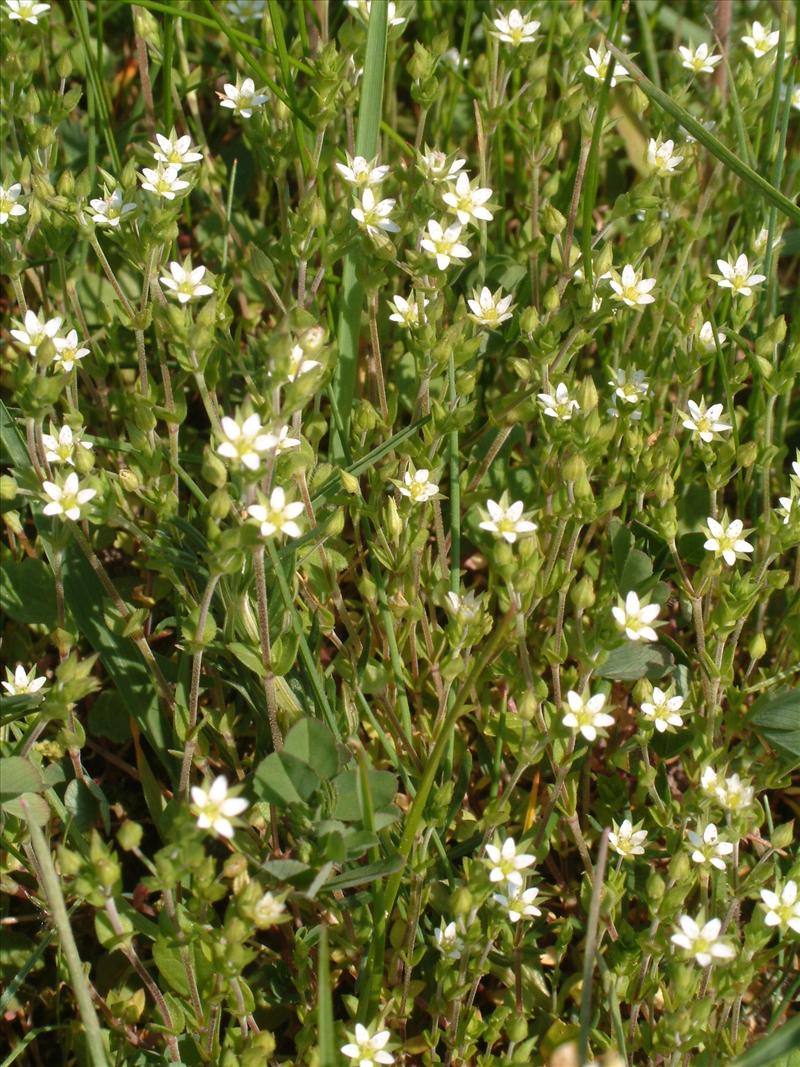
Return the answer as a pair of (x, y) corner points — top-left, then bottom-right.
(1, 1), (799, 1065)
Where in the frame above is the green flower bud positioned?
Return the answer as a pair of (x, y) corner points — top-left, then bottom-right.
(386, 496), (403, 542)
(748, 632), (766, 661)
(56, 52), (73, 79)
(118, 468), (141, 493)
(544, 120), (562, 149)
(117, 820), (143, 851)
(570, 575), (595, 610)
(202, 448), (228, 488)
(506, 1014), (528, 1042)
(655, 472), (674, 502)
(74, 446), (95, 476)
(519, 306), (540, 335)
(542, 203), (567, 236)
(339, 470), (361, 495)
(517, 691), (539, 721)
(450, 886), (473, 916)
(737, 441), (758, 468)
(0, 474), (18, 501)
(642, 221), (661, 247)
(563, 454), (586, 483)
(646, 871), (665, 903)
(669, 851), (691, 882)
(208, 488), (231, 521)
(543, 286), (560, 312)
(629, 86), (649, 114)
(58, 846), (82, 877)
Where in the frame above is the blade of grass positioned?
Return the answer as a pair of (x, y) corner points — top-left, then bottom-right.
(331, 0), (388, 460)
(22, 802), (110, 1067)
(317, 926), (336, 1067)
(70, 0), (121, 172)
(268, 0), (310, 176)
(633, 0), (660, 90)
(578, 828), (610, 1066)
(605, 41), (800, 225)
(161, 10), (174, 129)
(581, 2), (625, 288)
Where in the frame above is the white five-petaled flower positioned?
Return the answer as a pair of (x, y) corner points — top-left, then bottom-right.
(418, 147), (466, 183)
(287, 343), (321, 382)
(671, 915), (735, 966)
(687, 824), (734, 871)
(247, 487), (304, 539)
(0, 182), (26, 224)
(225, 0), (266, 21)
(741, 21), (779, 59)
(388, 293), (428, 328)
(681, 398), (731, 444)
(216, 414), (273, 471)
(191, 775), (248, 839)
(41, 472), (96, 521)
(5, 0), (50, 23)
(344, 0), (405, 30)
(442, 172), (493, 226)
(491, 8), (540, 47)
(10, 309), (63, 355)
(397, 468), (438, 503)
(52, 330), (90, 373)
(493, 885), (542, 923)
(716, 773), (754, 812)
(484, 837), (535, 888)
(252, 890), (287, 928)
(584, 43), (628, 87)
(160, 261), (214, 304)
(218, 77), (268, 118)
(341, 1023), (395, 1067)
(563, 690), (614, 742)
(703, 515), (753, 566)
(421, 218), (471, 271)
(713, 253), (766, 297)
(445, 589), (483, 626)
(262, 425), (301, 455)
(140, 164), (189, 200)
(696, 320), (726, 353)
(434, 920), (464, 959)
(700, 766), (720, 797)
(42, 424), (93, 466)
(335, 153), (390, 188)
(640, 687), (684, 733)
(479, 498), (537, 544)
(608, 819), (648, 858)
(152, 132), (203, 167)
(467, 286), (514, 327)
(610, 264), (657, 307)
(679, 42), (722, 74)
(612, 590), (660, 642)
(646, 137), (684, 177)
(351, 187), (399, 238)
(2, 663), (46, 696)
(760, 880), (800, 935)
(609, 367), (650, 410)
(538, 382), (580, 421)
(88, 187), (136, 228)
